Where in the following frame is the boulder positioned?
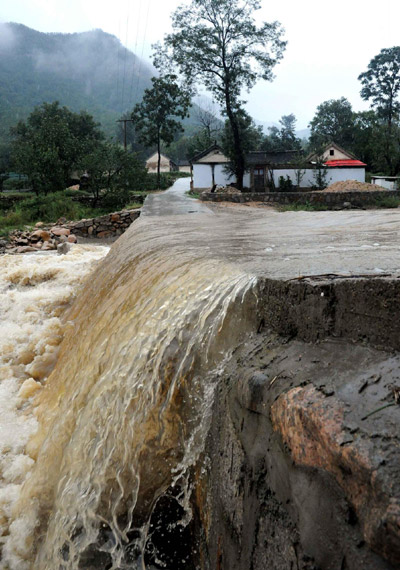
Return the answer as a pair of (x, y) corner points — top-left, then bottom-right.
(35, 221), (44, 228)
(51, 227), (70, 237)
(67, 234), (77, 243)
(41, 242), (56, 251)
(31, 230), (51, 242)
(57, 242), (71, 255)
(16, 246), (36, 253)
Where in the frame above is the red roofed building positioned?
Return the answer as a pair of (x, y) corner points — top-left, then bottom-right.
(307, 142), (366, 185)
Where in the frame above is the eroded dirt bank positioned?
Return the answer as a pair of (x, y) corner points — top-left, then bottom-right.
(191, 276), (400, 570)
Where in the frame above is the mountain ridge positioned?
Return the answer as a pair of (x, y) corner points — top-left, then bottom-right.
(0, 23), (155, 141)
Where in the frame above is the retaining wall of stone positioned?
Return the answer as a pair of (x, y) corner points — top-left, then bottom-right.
(200, 190), (400, 208)
(65, 209), (141, 238)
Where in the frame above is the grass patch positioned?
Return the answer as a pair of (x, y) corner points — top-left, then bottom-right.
(372, 195), (400, 208)
(124, 202), (142, 210)
(186, 190), (201, 199)
(277, 202), (329, 212)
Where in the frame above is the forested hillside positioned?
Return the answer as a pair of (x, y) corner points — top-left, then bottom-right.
(0, 23), (154, 141)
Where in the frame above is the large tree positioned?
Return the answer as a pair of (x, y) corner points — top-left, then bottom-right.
(359, 47), (400, 129)
(359, 48), (400, 174)
(221, 108), (263, 179)
(308, 97), (355, 152)
(80, 142), (148, 207)
(11, 101), (103, 194)
(263, 114), (302, 151)
(131, 74), (191, 187)
(156, 0), (286, 189)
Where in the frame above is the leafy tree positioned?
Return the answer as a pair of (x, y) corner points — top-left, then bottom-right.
(131, 74), (191, 187)
(221, 109), (263, 180)
(359, 47), (400, 129)
(358, 48), (400, 174)
(156, 0), (286, 189)
(308, 98), (355, 151)
(196, 104), (222, 144)
(10, 102), (103, 194)
(311, 156), (331, 190)
(79, 142), (148, 208)
(263, 114), (302, 151)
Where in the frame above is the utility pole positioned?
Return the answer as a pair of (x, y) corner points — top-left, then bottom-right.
(117, 119), (134, 150)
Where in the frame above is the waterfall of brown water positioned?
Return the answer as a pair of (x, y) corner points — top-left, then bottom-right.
(3, 211), (260, 569)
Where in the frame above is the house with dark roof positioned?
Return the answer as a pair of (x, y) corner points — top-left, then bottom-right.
(190, 143), (366, 191)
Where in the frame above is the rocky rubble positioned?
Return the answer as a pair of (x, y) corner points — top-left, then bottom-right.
(0, 208), (141, 254)
(3, 223), (77, 254)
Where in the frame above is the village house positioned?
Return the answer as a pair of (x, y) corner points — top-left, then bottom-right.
(190, 142), (366, 191)
(146, 153), (178, 173)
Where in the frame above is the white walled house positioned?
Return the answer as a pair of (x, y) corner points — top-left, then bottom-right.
(146, 153), (178, 173)
(191, 143), (366, 191)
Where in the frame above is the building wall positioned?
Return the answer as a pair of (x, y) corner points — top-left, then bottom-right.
(274, 168), (365, 188)
(146, 153), (171, 173)
(322, 147), (350, 161)
(193, 164), (236, 188)
(194, 164), (365, 190)
(371, 178), (398, 190)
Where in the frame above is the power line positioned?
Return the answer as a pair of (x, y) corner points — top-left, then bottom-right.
(128, 0), (143, 109)
(133, 0), (151, 108)
(116, 17), (121, 113)
(121, 1), (130, 114)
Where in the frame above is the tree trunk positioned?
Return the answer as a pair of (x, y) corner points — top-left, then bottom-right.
(224, 89), (245, 190)
(157, 131), (161, 190)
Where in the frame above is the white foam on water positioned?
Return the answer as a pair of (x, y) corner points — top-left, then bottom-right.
(0, 245), (109, 566)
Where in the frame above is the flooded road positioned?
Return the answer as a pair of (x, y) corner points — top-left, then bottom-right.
(144, 178), (400, 278)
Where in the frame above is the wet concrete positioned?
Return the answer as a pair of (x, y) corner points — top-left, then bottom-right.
(197, 332), (400, 570)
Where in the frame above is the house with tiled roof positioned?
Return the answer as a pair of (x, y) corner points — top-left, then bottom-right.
(190, 143), (366, 191)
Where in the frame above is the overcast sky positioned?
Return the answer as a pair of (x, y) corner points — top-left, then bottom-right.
(1, 0), (399, 129)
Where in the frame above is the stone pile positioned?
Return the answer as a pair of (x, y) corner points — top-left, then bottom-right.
(4, 223), (77, 254)
(212, 185), (241, 195)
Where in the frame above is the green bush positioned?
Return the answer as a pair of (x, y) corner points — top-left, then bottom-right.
(141, 173), (172, 191)
(101, 187), (132, 211)
(3, 178), (28, 191)
(14, 192), (88, 224)
(278, 176), (294, 191)
(64, 188), (92, 198)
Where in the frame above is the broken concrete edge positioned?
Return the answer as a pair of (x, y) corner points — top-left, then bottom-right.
(255, 275), (400, 351)
(271, 384), (400, 567)
(190, 274), (400, 569)
(256, 275), (400, 566)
